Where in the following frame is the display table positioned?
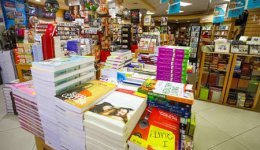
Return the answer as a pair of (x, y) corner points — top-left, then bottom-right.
(35, 136), (53, 150)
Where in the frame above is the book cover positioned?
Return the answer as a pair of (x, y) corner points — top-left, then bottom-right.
(87, 89), (146, 125)
(55, 80), (117, 113)
(129, 107), (180, 150)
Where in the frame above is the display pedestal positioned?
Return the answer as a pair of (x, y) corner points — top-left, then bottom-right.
(35, 136), (53, 150)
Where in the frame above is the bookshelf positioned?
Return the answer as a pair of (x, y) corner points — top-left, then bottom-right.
(224, 54), (260, 110)
(196, 52), (233, 103)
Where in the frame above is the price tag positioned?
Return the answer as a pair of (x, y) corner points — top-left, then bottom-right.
(130, 135), (148, 148)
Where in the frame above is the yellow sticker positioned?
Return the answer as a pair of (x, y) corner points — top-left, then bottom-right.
(130, 135), (148, 148)
(147, 125), (175, 150)
(134, 92), (147, 98)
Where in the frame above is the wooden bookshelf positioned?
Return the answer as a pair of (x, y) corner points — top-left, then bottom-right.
(223, 54), (260, 110)
(196, 52), (233, 104)
(35, 136), (53, 150)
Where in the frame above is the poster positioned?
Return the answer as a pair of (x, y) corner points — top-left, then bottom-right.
(160, 0), (169, 3)
(15, 0), (27, 28)
(161, 17), (168, 26)
(227, 0), (245, 18)
(168, 0), (181, 14)
(70, 5), (81, 20)
(213, 4), (227, 23)
(144, 15), (151, 26)
(247, 0), (260, 9)
(131, 9), (140, 23)
(1, 0), (16, 29)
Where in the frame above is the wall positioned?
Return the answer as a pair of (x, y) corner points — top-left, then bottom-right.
(244, 8), (260, 37)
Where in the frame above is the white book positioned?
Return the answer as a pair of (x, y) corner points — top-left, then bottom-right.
(32, 56), (94, 72)
(84, 90), (146, 134)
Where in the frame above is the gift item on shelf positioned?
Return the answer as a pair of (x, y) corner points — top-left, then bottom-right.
(54, 80), (117, 150)
(11, 81), (44, 139)
(156, 46), (191, 83)
(214, 39), (230, 53)
(56, 23), (80, 40)
(84, 89), (147, 150)
(31, 56), (95, 149)
(104, 50), (132, 69)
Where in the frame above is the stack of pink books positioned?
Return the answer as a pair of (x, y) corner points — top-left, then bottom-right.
(11, 81), (44, 138)
(156, 46), (191, 83)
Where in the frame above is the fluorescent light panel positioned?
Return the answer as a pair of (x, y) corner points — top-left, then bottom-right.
(180, 2), (192, 7)
(147, 11), (155, 15)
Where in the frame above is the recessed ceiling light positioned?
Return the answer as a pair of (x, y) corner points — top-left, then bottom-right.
(180, 2), (192, 7)
(176, 19), (178, 21)
(180, 10), (184, 13)
(35, 0), (40, 2)
(146, 11), (155, 15)
(108, 0), (113, 2)
(187, 21), (190, 22)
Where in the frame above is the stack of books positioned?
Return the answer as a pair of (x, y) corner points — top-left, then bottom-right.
(138, 54), (157, 66)
(31, 56), (95, 149)
(83, 89), (147, 150)
(54, 80), (117, 150)
(156, 46), (191, 83)
(11, 81), (44, 138)
(105, 50), (132, 69)
(135, 79), (195, 150)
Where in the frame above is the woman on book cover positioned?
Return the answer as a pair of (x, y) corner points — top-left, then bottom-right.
(110, 107), (133, 123)
(89, 102), (115, 115)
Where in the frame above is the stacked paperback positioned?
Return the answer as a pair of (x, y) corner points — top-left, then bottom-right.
(156, 46), (191, 83)
(84, 89), (147, 150)
(11, 81), (44, 138)
(32, 56), (95, 149)
(105, 50), (132, 69)
(136, 79), (195, 150)
(54, 80), (117, 150)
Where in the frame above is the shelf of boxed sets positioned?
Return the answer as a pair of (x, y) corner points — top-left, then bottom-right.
(196, 51), (233, 104)
(223, 54), (260, 110)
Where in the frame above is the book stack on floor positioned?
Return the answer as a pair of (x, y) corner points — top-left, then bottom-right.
(105, 50), (132, 69)
(31, 56), (95, 149)
(129, 79), (195, 150)
(117, 71), (156, 86)
(2, 80), (19, 114)
(156, 46), (191, 83)
(11, 81), (44, 138)
(83, 89), (147, 150)
(54, 80), (117, 150)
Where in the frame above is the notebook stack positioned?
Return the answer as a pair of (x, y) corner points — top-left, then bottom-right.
(105, 50), (132, 69)
(137, 79), (195, 150)
(54, 80), (117, 150)
(31, 56), (95, 149)
(11, 81), (44, 138)
(83, 89), (147, 150)
(156, 46), (191, 83)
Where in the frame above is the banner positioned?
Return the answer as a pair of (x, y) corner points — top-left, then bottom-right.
(15, 0), (27, 28)
(247, 0), (260, 9)
(213, 4), (227, 23)
(160, 0), (169, 3)
(227, 0), (245, 18)
(168, 0), (181, 14)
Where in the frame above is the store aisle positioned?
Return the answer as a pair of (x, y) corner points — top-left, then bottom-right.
(0, 98), (260, 150)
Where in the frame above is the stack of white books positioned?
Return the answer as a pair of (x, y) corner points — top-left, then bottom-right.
(83, 89), (147, 150)
(2, 80), (19, 114)
(11, 81), (44, 138)
(54, 80), (117, 150)
(105, 50), (132, 69)
(31, 56), (95, 149)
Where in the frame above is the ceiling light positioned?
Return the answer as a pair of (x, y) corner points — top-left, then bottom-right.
(35, 0), (40, 2)
(107, 0), (113, 2)
(176, 19), (178, 21)
(187, 21), (190, 22)
(180, 2), (192, 7)
(224, 0), (230, 1)
(180, 10), (184, 13)
(146, 11), (155, 15)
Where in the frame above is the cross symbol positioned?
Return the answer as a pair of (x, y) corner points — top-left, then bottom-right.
(252, 14), (258, 22)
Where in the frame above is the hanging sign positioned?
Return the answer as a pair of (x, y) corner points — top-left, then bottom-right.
(213, 4), (227, 23)
(160, 0), (169, 3)
(227, 0), (245, 18)
(168, 0), (181, 14)
(247, 0), (260, 9)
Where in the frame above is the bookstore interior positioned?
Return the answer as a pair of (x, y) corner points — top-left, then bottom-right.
(1, 0), (260, 150)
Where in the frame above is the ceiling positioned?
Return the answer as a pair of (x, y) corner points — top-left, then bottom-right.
(28, 0), (230, 16)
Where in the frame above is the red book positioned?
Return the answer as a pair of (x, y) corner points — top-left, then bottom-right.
(41, 35), (55, 60)
(129, 107), (180, 150)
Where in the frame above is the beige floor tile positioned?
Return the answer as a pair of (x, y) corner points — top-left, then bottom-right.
(198, 105), (259, 137)
(0, 114), (20, 131)
(234, 126), (260, 150)
(193, 114), (232, 150)
(192, 100), (217, 113)
(209, 139), (248, 150)
(0, 127), (35, 150)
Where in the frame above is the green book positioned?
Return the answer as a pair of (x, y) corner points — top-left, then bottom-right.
(199, 87), (209, 100)
(188, 113), (196, 137)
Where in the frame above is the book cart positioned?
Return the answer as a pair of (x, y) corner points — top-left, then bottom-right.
(224, 54), (260, 110)
(196, 52), (233, 103)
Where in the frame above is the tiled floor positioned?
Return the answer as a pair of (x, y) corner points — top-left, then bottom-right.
(1, 91), (260, 150)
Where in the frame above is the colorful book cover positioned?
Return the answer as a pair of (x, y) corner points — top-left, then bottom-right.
(55, 80), (117, 113)
(129, 107), (180, 150)
(87, 88), (146, 124)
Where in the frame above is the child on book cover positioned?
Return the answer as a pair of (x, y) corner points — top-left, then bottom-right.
(89, 102), (133, 123)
